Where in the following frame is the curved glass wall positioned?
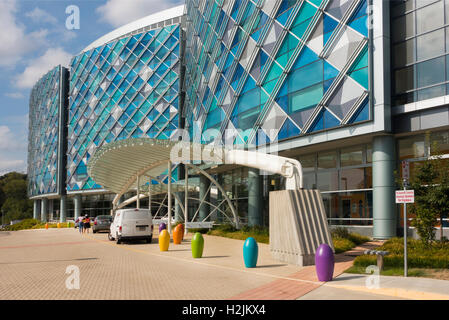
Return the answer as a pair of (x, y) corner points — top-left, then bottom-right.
(28, 66), (62, 196)
(67, 24), (182, 191)
(183, 0), (371, 146)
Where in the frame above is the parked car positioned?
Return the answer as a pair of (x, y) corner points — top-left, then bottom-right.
(92, 215), (113, 233)
(109, 208), (153, 244)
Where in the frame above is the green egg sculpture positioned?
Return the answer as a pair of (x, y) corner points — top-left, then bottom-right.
(191, 232), (204, 258)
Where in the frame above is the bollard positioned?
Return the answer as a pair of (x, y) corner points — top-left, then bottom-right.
(243, 237), (258, 268)
(67, 222), (71, 228)
(315, 243), (334, 281)
(57, 223), (61, 228)
(159, 229), (170, 251)
(159, 223), (167, 233)
(191, 232), (204, 258)
(45, 223), (48, 230)
(173, 224), (182, 245)
(177, 223), (185, 240)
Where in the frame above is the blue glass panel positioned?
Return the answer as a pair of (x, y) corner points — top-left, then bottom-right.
(349, 98), (369, 123)
(241, 75), (256, 94)
(324, 62), (339, 80)
(231, 64), (244, 90)
(323, 109), (340, 129)
(277, 118), (301, 140)
(323, 13), (338, 34)
(291, 46), (319, 71)
(288, 60), (323, 93)
(349, 16), (368, 37)
(309, 110), (324, 132)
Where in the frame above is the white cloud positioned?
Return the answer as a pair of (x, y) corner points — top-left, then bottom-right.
(0, 125), (26, 151)
(0, 0), (50, 68)
(4, 92), (24, 99)
(25, 7), (58, 25)
(0, 124), (27, 174)
(97, 0), (183, 27)
(13, 47), (72, 89)
(0, 159), (26, 175)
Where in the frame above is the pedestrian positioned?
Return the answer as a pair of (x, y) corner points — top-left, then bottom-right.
(78, 215), (84, 234)
(83, 214), (91, 234)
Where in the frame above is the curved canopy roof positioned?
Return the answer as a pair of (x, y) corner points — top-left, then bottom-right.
(88, 138), (187, 194)
(88, 137), (303, 199)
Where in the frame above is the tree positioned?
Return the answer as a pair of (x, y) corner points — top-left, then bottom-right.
(408, 142), (449, 245)
(0, 172), (32, 224)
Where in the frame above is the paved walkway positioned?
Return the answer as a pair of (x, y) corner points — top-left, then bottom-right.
(1, 229), (449, 300)
(300, 273), (449, 300)
(0, 228), (298, 299)
(230, 241), (383, 300)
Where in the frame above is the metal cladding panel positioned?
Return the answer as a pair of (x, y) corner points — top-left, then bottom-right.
(67, 24), (182, 192)
(183, 0), (371, 146)
(27, 66), (62, 197)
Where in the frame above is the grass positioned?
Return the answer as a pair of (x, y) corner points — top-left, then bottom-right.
(352, 237), (449, 269)
(2, 219), (74, 231)
(206, 224), (269, 244)
(346, 237), (449, 278)
(345, 265), (427, 277)
(203, 224), (370, 253)
(331, 227), (371, 254)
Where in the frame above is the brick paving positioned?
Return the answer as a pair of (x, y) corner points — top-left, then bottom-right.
(0, 229), (382, 300)
(230, 241), (383, 300)
(0, 229), (301, 300)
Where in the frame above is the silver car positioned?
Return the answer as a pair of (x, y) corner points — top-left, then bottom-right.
(92, 215), (113, 233)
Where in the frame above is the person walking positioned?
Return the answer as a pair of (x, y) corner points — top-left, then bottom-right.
(78, 215), (84, 234)
(83, 215), (91, 234)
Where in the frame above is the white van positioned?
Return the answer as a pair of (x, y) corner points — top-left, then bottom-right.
(108, 208), (153, 244)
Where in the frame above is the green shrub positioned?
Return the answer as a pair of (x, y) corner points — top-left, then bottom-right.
(206, 224), (269, 244)
(333, 238), (355, 254)
(4, 219), (40, 231)
(331, 227), (350, 239)
(189, 228), (209, 234)
(352, 237), (449, 269)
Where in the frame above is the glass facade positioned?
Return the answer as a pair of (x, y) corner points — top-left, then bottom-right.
(183, 0), (371, 146)
(397, 129), (449, 227)
(28, 66), (62, 197)
(295, 144), (373, 225)
(67, 23), (182, 191)
(392, 0), (449, 105)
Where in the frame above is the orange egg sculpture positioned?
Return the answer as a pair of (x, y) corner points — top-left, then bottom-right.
(177, 223), (185, 240)
(173, 224), (182, 244)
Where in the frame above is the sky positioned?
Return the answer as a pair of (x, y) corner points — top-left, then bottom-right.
(0, 0), (183, 175)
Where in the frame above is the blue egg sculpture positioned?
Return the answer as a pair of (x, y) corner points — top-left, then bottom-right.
(315, 243), (334, 282)
(243, 237), (258, 268)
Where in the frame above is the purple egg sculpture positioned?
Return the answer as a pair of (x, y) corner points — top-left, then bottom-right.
(315, 243), (334, 282)
(159, 223), (167, 233)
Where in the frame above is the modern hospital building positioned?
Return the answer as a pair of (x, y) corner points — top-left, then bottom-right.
(28, 0), (449, 239)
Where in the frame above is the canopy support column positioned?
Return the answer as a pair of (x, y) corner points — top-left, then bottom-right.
(184, 166), (188, 235)
(167, 161), (172, 234)
(136, 175), (140, 209)
(148, 182), (151, 215)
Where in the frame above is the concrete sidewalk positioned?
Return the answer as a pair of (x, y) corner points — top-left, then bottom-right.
(299, 273), (449, 300)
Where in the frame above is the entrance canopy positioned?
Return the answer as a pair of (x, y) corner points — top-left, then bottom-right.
(88, 137), (303, 197)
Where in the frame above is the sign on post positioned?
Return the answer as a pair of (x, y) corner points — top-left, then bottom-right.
(395, 190), (414, 204)
(402, 161), (410, 181)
